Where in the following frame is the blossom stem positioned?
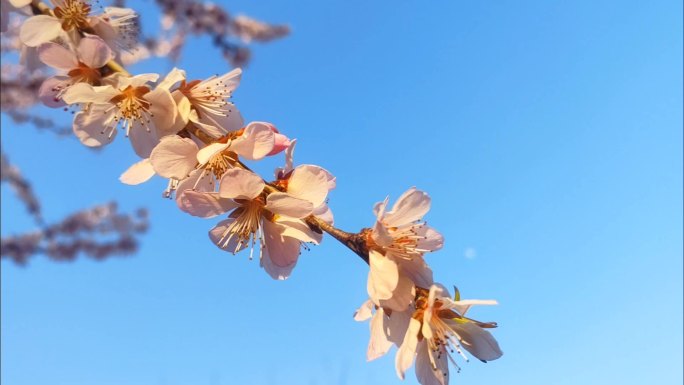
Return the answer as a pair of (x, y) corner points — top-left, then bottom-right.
(305, 216), (370, 264)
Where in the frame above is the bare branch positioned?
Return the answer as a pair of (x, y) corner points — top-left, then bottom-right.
(1, 202), (149, 265)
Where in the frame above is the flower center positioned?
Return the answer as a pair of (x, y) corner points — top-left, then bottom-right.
(54, 0), (91, 31)
(67, 62), (101, 84)
(221, 197), (266, 258)
(206, 150), (237, 179)
(109, 85), (152, 135)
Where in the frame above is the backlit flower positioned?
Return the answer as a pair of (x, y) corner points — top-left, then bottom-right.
(162, 68), (244, 137)
(37, 35), (112, 107)
(394, 285), (502, 385)
(178, 168), (327, 279)
(366, 188), (443, 311)
(119, 121), (279, 186)
(20, 0), (93, 47)
(62, 73), (177, 157)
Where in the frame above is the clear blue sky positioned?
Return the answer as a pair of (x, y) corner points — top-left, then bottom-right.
(2, 1), (682, 384)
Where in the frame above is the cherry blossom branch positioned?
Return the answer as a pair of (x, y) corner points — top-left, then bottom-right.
(183, 123), (370, 263)
(2, 2), (504, 383)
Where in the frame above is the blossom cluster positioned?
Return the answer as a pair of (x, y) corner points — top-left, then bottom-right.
(3, 1), (503, 384)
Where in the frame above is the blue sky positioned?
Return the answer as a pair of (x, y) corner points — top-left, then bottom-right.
(2, 1), (682, 384)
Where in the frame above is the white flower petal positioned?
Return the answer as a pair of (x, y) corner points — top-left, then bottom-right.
(37, 42), (78, 70)
(287, 165), (333, 208)
(209, 218), (246, 254)
(20, 15), (62, 47)
(395, 318), (421, 380)
(264, 192), (313, 218)
(261, 219), (301, 280)
(77, 35), (113, 68)
(353, 300), (374, 322)
(157, 67), (186, 90)
(146, 87), (178, 137)
(129, 121), (160, 158)
(367, 308), (393, 361)
(72, 108), (117, 148)
(62, 83), (118, 104)
(119, 158), (155, 185)
(386, 308), (412, 346)
(399, 256), (434, 288)
(276, 217), (322, 244)
(218, 169), (264, 200)
(196, 142), (230, 165)
(149, 135), (198, 179)
(312, 204), (334, 226)
(383, 187), (431, 227)
(452, 321), (503, 362)
(178, 191), (237, 218)
(368, 251), (418, 312)
(38, 76), (70, 107)
(416, 341), (448, 385)
(416, 226), (444, 252)
(230, 122), (275, 160)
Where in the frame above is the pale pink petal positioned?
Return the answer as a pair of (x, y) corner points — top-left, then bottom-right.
(129, 122), (159, 158)
(196, 142), (230, 166)
(178, 191), (237, 218)
(128, 73), (159, 87)
(10, 0), (32, 7)
(353, 300), (373, 322)
(367, 308), (393, 361)
(378, 273), (415, 312)
(157, 67), (186, 90)
(395, 318), (421, 380)
(77, 35), (113, 68)
(175, 169), (216, 207)
(383, 187), (431, 227)
(371, 221), (394, 247)
(274, 139), (296, 178)
(37, 42), (78, 70)
(230, 122), (275, 160)
(373, 197), (389, 218)
(188, 117), (226, 139)
(450, 321), (503, 362)
(149, 135), (198, 179)
(146, 87), (178, 137)
(218, 169), (264, 200)
(72, 108), (117, 148)
(416, 341), (449, 385)
(287, 165), (332, 208)
(196, 107), (244, 134)
(415, 226), (444, 252)
(20, 15), (62, 46)
(399, 256), (434, 288)
(368, 251), (416, 312)
(276, 217), (322, 244)
(312, 204), (334, 226)
(165, 93), (191, 134)
(119, 158), (155, 185)
(38, 76), (70, 107)
(208, 218), (246, 254)
(386, 309), (412, 346)
(264, 192), (313, 218)
(441, 298), (498, 316)
(62, 83), (118, 104)
(268, 131), (291, 156)
(261, 219), (301, 280)
(212, 68), (242, 91)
